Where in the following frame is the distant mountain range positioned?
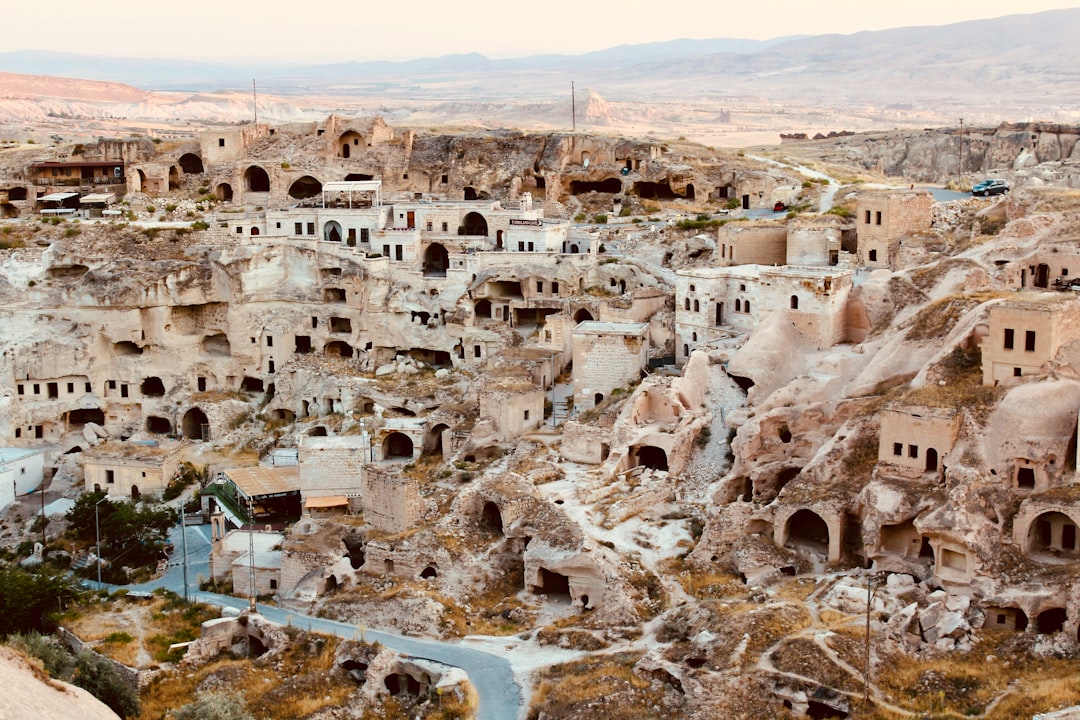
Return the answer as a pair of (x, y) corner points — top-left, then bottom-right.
(0, 7), (1077, 107)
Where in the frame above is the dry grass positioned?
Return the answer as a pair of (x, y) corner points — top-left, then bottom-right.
(904, 291), (1007, 342)
(771, 637), (862, 693)
(867, 632), (1080, 719)
(528, 652), (672, 720)
(904, 347), (1004, 424)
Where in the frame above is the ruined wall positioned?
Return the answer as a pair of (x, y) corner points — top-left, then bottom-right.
(856, 190), (933, 268)
(716, 223), (787, 267)
(361, 467), (421, 532)
(298, 436), (368, 498)
(571, 323), (649, 411)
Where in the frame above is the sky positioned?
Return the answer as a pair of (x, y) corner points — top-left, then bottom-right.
(6, 0), (1080, 63)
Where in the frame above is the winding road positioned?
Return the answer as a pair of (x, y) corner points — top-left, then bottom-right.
(113, 522), (525, 720)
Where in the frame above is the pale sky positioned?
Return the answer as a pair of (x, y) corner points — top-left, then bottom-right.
(7, 0), (1080, 63)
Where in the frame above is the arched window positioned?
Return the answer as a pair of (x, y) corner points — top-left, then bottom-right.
(790, 295), (799, 310)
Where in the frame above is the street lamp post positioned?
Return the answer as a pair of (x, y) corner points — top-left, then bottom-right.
(94, 495), (109, 587)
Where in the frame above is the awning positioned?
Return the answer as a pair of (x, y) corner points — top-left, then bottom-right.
(40, 208), (75, 215)
(40, 192), (79, 202)
(220, 466), (300, 500)
(80, 193), (115, 204)
(304, 495), (348, 509)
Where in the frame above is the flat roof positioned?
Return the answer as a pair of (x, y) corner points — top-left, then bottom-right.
(40, 192), (79, 202)
(221, 466), (300, 499)
(30, 161), (124, 168)
(573, 320), (649, 336)
(80, 193), (115, 204)
(0, 448), (44, 464)
(323, 180), (381, 193)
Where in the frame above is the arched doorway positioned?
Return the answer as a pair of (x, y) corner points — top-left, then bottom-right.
(216, 183), (233, 202)
(786, 509), (830, 551)
(178, 153), (203, 174)
(925, 448), (938, 472)
(244, 166), (270, 192)
(464, 187), (478, 201)
(324, 221), (342, 243)
(462, 211), (488, 236)
(633, 445), (668, 471)
(168, 166), (180, 190)
(715, 302), (724, 325)
(383, 432), (414, 460)
(182, 407), (209, 441)
(141, 377), (165, 397)
(481, 501), (503, 534)
(1036, 608), (1067, 634)
(496, 230), (504, 249)
(325, 341), (353, 358)
(146, 416), (172, 434)
(289, 175), (322, 199)
(426, 423), (450, 456)
(0, 203), (16, 218)
(573, 308), (594, 324)
(1028, 511), (1080, 558)
(474, 299), (493, 319)
(135, 169), (146, 192)
(339, 131), (363, 158)
(423, 243), (449, 277)
(131, 485), (140, 499)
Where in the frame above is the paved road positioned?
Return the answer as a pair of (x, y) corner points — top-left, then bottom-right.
(114, 522), (524, 720)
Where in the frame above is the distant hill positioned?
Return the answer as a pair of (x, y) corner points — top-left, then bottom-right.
(4, 9), (1077, 102)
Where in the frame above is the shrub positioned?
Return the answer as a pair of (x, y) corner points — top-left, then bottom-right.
(593, 214), (608, 224)
(164, 203), (177, 213)
(190, 220), (210, 231)
(74, 650), (140, 718)
(174, 691), (254, 720)
(574, 212), (587, 222)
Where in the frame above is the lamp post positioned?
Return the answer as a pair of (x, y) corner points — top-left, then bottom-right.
(94, 495), (109, 587)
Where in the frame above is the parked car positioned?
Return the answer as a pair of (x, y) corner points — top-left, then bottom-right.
(972, 178), (1010, 196)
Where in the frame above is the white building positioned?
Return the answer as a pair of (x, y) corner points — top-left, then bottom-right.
(0, 448), (46, 511)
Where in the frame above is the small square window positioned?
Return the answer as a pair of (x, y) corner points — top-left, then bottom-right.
(524, 410), (530, 420)
(441, 222), (448, 232)
(236, 226), (243, 234)
(107, 380), (116, 390)
(294, 222), (303, 234)
(908, 444), (918, 459)
(426, 221), (433, 231)
(67, 382), (74, 393)
(218, 138), (225, 147)
(307, 223), (315, 235)
(893, 442), (903, 456)
(1004, 328), (1014, 350)
(16, 385), (23, 395)
(1025, 330), (1036, 352)
(266, 336), (273, 347)
(33, 384), (40, 394)
(1014, 367), (1022, 377)
(85, 382), (91, 392)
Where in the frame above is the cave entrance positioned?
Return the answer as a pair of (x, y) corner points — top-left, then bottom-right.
(570, 178), (622, 194)
(1035, 263), (1050, 289)
(141, 377), (165, 397)
(1036, 607), (1067, 634)
(67, 408), (105, 428)
(573, 308), (594, 324)
(534, 568), (572, 602)
(786, 509), (830, 553)
(289, 175), (322, 200)
(383, 432), (414, 460)
(182, 407), (209, 441)
(178, 153), (203, 174)
(216, 183), (233, 202)
(424, 243), (449, 277)
(462, 211), (488, 236)
(324, 340), (353, 358)
(425, 423), (450, 457)
(633, 445), (669, 471)
(146, 416), (172, 434)
(244, 165), (270, 192)
(481, 501), (503, 535)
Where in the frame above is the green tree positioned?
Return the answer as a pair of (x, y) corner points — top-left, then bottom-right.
(0, 563), (79, 635)
(66, 492), (177, 577)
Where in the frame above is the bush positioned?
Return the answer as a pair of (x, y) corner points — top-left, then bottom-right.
(74, 650), (140, 718)
(190, 220), (210, 231)
(174, 691), (253, 720)
(574, 212), (587, 223)
(593, 214), (608, 224)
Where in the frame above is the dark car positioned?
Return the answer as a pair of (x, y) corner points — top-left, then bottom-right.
(972, 178), (1010, 196)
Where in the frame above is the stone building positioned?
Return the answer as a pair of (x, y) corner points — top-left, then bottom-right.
(876, 405), (959, 481)
(571, 321), (649, 412)
(82, 441), (182, 499)
(675, 265), (853, 363)
(981, 294), (1080, 385)
(0, 447), (45, 510)
(298, 435), (370, 501)
(478, 380), (545, 442)
(209, 518), (284, 597)
(715, 222), (787, 267)
(786, 215), (852, 267)
(855, 189), (933, 269)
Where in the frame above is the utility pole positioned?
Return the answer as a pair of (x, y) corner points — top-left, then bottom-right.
(180, 512), (189, 604)
(571, 81), (576, 132)
(247, 494), (256, 610)
(252, 79), (258, 126)
(94, 495), (109, 588)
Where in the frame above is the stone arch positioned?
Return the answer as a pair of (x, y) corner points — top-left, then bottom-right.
(463, 186), (478, 201)
(462, 211), (488, 236)
(785, 509), (830, 552)
(240, 376), (264, 393)
(289, 175), (322, 199)
(1036, 607), (1067, 634)
(323, 220), (342, 243)
(790, 295), (799, 310)
(308, 425), (328, 437)
(533, 568), (572, 602)
(134, 169), (146, 192)
(0, 203), (17, 218)
(6, 187), (27, 201)
(178, 153), (203, 174)
(67, 408), (104, 428)
(168, 165), (180, 190)
(1035, 263), (1050, 289)
(574, 308), (594, 324)
(383, 432), (414, 460)
(182, 407), (209, 441)
(339, 131), (364, 158)
(632, 445), (668, 471)
(216, 183), (233, 202)
(474, 298), (493, 319)
(325, 340), (353, 358)
(201, 333), (231, 356)
(1026, 511), (1080, 559)
(423, 243), (449, 277)
(425, 423), (450, 456)
(131, 485), (140, 499)
(925, 447), (939, 473)
(420, 566), (438, 579)
(481, 501), (503, 534)
(244, 165), (270, 193)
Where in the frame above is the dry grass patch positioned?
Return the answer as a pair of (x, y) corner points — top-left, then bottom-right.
(528, 652), (674, 720)
(771, 637), (862, 693)
(871, 632), (1080, 718)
